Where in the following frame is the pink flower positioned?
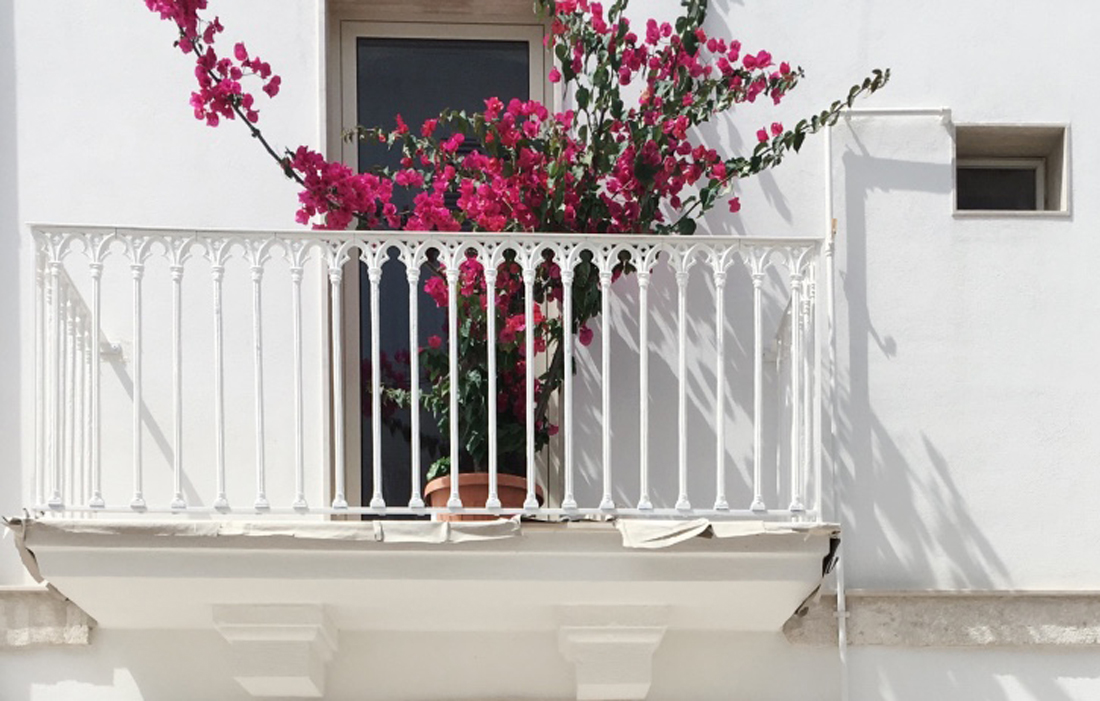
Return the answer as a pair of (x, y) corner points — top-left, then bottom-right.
(234, 42), (248, 61)
(728, 197), (741, 213)
(756, 128), (768, 142)
(549, 67), (562, 83)
(578, 325), (594, 346)
(428, 335), (443, 350)
(262, 75), (281, 98)
(770, 122), (783, 136)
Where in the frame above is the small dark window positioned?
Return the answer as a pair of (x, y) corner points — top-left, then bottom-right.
(954, 125), (1068, 214)
(957, 162), (1041, 211)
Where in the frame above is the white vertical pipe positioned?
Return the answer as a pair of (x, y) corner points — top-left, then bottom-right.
(47, 261), (62, 509)
(170, 264), (187, 510)
(89, 262), (104, 508)
(560, 266), (577, 511)
(713, 265), (729, 511)
(636, 268), (652, 511)
(789, 271), (805, 514)
(407, 262), (425, 508)
(598, 268), (614, 511)
(211, 264), (229, 510)
(368, 261), (385, 510)
(251, 263), (269, 510)
(675, 268), (690, 511)
(34, 257), (45, 508)
(129, 262), (145, 510)
(446, 264), (462, 509)
(291, 263), (308, 510)
(750, 269), (765, 511)
(329, 265), (349, 509)
(484, 263), (501, 509)
(523, 260), (538, 510)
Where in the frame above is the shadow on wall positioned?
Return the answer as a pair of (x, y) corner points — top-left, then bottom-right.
(0, 0), (26, 584)
(837, 124), (1012, 590)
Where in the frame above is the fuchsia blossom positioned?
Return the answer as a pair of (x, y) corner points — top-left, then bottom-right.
(148, 0), (888, 475)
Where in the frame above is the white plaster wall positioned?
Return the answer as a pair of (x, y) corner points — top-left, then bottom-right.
(4, 0), (1100, 698)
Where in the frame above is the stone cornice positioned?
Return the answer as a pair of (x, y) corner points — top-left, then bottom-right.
(784, 591), (1100, 647)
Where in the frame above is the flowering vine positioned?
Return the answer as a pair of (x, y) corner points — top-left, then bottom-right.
(146, 0), (888, 480)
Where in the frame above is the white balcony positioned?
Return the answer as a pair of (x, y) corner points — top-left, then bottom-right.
(28, 224), (830, 520)
(17, 224), (837, 698)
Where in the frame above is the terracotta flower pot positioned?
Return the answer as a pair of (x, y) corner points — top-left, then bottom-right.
(423, 473), (542, 521)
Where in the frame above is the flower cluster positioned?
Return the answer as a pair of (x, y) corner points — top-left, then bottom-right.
(147, 0), (888, 478)
(146, 0), (280, 127)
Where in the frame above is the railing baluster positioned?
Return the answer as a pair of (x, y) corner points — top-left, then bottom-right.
(446, 261), (462, 510)
(750, 264), (765, 511)
(66, 307), (78, 508)
(210, 257), (229, 510)
(290, 256), (308, 510)
(130, 258), (145, 509)
(34, 255), (44, 508)
(484, 260), (501, 509)
(788, 269), (805, 514)
(637, 264), (652, 511)
(523, 255), (538, 511)
(560, 265), (577, 511)
(170, 260), (187, 510)
(47, 256), (62, 509)
(407, 258), (424, 509)
(713, 263), (729, 511)
(77, 323), (88, 507)
(329, 260), (348, 509)
(368, 255), (385, 510)
(250, 259), (269, 510)
(802, 275), (814, 518)
(599, 267), (613, 511)
(88, 257), (105, 509)
(675, 265), (690, 512)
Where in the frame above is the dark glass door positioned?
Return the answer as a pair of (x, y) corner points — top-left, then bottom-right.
(356, 36), (531, 510)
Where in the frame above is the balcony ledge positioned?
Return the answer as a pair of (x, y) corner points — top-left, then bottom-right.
(8, 517), (836, 636)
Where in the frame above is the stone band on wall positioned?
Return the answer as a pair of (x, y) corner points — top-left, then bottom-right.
(0, 588), (92, 648)
(784, 591), (1100, 647)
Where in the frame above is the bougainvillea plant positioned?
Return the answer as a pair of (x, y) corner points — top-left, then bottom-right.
(146, 0), (888, 482)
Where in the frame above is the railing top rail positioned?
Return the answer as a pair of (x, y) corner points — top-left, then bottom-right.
(29, 223), (824, 249)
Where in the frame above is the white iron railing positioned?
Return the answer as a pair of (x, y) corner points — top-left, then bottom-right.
(30, 225), (831, 520)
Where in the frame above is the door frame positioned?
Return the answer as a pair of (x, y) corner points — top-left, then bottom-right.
(327, 9), (557, 509)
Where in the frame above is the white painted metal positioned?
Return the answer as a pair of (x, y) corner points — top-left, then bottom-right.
(598, 268), (614, 511)
(523, 260), (537, 511)
(750, 268), (765, 512)
(169, 261), (187, 511)
(289, 248), (308, 510)
(208, 249), (229, 511)
(788, 270), (805, 514)
(713, 265), (729, 511)
(446, 263), (462, 510)
(484, 264), (501, 510)
(675, 267), (690, 512)
(88, 255), (105, 509)
(28, 226), (825, 521)
(34, 254), (44, 508)
(406, 261), (425, 509)
(367, 260), (385, 510)
(249, 259), (270, 511)
(560, 266), (577, 511)
(636, 268), (652, 511)
(128, 254), (145, 511)
(328, 262), (348, 510)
